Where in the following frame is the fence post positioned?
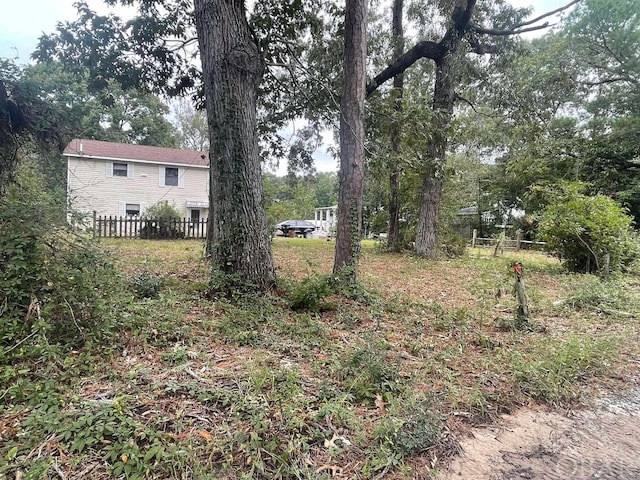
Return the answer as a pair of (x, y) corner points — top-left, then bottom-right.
(493, 232), (505, 257)
(92, 211), (97, 238)
(516, 230), (522, 252)
(472, 229), (477, 248)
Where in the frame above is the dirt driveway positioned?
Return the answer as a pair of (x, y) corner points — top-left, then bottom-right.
(441, 382), (640, 479)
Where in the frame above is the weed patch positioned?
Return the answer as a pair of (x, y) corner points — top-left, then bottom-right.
(130, 271), (164, 299)
(332, 336), (404, 403)
(510, 335), (619, 404)
(375, 395), (443, 457)
(562, 274), (639, 316)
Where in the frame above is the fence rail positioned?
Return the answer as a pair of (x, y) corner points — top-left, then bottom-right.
(93, 212), (208, 239)
(470, 229), (546, 251)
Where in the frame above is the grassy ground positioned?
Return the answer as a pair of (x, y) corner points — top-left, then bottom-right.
(2, 238), (639, 479)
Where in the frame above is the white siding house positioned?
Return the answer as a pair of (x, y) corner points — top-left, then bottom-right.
(65, 139), (209, 221)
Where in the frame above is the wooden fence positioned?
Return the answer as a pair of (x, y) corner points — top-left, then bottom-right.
(470, 229), (546, 251)
(93, 212), (208, 239)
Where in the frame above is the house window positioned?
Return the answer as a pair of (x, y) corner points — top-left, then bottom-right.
(113, 162), (128, 177)
(190, 209), (200, 221)
(165, 167), (179, 186)
(125, 203), (141, 217)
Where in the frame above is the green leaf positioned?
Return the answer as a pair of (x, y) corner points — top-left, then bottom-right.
(143, 445), (162, 463)
(7, 446), (18, 460)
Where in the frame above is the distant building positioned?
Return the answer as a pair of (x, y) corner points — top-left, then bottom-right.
(314, 205), (338, 237)
(454, 205), (478, 238)
(65, 139), (209, 222)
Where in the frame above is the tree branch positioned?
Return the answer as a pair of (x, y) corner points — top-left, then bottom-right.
(470, 22), (553, 36)
(471, 0), (581, 36)
(454, 92), (478, 113)
(367, 0), (580, 96)
(513, 0), (581, 29)
(366, 41), (443, 97)
(579, 77), (636, 86)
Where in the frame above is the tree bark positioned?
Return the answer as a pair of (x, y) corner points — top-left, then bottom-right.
(388, 0), (405, 253)
(333, 0), (367, 281)
(414, 0), (472, 258)
(194, 0), (276, 292)
(414, 54), (455, 257)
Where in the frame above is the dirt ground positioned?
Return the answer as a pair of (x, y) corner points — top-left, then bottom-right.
(441, 378), (640, 479)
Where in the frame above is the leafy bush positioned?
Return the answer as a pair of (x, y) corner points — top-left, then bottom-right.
(6, 398), (175, 479)
(284, 267), (368, 311)
(143, 200), (181, 221)
(536, 184), (638, 273)
(130, 271), (163, 299)
(0, 168), (120, 350)
(285, 272), (341, 311)
(140, 200), (184, 239)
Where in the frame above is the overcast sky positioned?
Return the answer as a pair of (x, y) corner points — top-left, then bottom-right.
(0, 0), (565, 61)
(0, 0), (565, 174)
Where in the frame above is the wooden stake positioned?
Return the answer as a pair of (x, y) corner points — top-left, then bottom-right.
(513, 262), (530, 329)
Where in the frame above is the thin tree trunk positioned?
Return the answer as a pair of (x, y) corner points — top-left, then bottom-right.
(333, 0), (367, 281)
(194, 0), (276, 292)
(388, 0), (404, 253)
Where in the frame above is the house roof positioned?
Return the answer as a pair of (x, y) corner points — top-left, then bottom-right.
(64, 139), (209, 167)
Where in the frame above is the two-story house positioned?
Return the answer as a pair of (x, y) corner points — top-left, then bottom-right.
(65, 139), (209, 222)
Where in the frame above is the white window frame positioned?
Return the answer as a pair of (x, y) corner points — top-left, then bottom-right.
(119, 201), (146, 217)
(107, 161), (134, 179)
(159, 165), (184, 188)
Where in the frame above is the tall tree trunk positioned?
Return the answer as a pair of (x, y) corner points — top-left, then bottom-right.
(414, 0), (469, 257)
(194, 0), (276, 292)
(414, 55), (456, 257)
(388, 0), (405, 252)
(333, 0), (367, 281)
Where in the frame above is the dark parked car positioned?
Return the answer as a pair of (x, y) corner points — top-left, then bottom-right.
(275, 220), (316, 238)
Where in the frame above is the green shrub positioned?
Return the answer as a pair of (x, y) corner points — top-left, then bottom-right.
(143, 200), (181, 221)
(0, 168), (121, 351)
(374, 395), (442, 456)
(140, 201), (184, 239)
(130, 271), (163, 299)
(536, 184), (638, 273)
(285, 272), (341, 311)
(333, 337), (404, 403)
